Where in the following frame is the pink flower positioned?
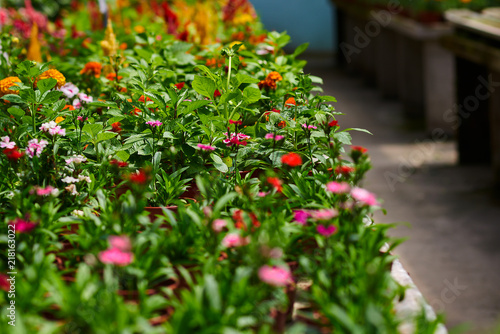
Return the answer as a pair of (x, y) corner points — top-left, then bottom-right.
(98, 248), (133, 266)
(58, 82), (79, 98)
(146, 120), (163, 127)
(77, 93), (93, 103)
(109, 235), (132, 252)
(72, 98), (82, 109)
(26, 139), (48, 158)
(65, 155), (87, 165)
(293, 210), (310, 225)
(351, 187), (379, 206)
(301, 124), (317, 130)
(9, 218), (37, 233)
(77, 116), (88, 122)
(326, 181), (350, 194)
(221, 233), (249, 248)
(198, 143), (216, 151)
(316, 224), (337, 237)
(36, 185), (58, 196)
(311, 209), (338, 220)
(0, 136), (15, 149)
(258, 265), (292, 287)
(212, 219), (227, 232)
(264, 133), (284, 141)
(258, 191), (269, 197)
(40, 121), (65, 136)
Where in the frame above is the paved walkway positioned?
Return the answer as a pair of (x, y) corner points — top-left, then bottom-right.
(306, 59), (500, 333)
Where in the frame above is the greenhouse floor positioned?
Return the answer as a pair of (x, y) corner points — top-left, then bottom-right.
(306, 57), (500, 333)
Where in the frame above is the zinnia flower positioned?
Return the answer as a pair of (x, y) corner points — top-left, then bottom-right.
(0, 76), (21, 97)
(351, 187), (379, 206)
(36, 69), (66, 88)
(316, 224), (337, 237)
(281, 152), (302, 167)
(258, 265), (292, 287)
(80, 62), (102, 78)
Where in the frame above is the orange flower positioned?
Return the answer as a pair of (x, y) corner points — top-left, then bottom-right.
(63, 105), (75, 111)
(55, 116), (65, 123)
(258, 78), (277, 90)
(106, 73), (123, 81)
(35, 69), (66, 88)
(285, 97), (296, 107)
(0, 77), (21, 97)
(111, 122), (122, 133)
(80, 62), (102, 78)
(267, 71), (282, 82)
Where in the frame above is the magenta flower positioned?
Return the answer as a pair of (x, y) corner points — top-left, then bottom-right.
(26, 139), (48, 158)
(35, 185), (58, 196)
(351, 187), (379, 206)
(293, 210), (310, 225)
(311, 208), (338, 220)
(301, 124), (317, 130)
(221, 233), (249, 248)
(264, 133), (284, 141)
(9, 218), (37, 233)
(212, 219), (227, 232)
(98, 248), (133, 266)
(109, 235), (132, 252)
(146, 120), (163, 127)
(197, 143), (216, 151)
(326, 181), (350, 194)
(0, 136), (15, 149)
(316, 224), (337, 237)
(223, 132), (251, 147)
(258, 265), (293, 287)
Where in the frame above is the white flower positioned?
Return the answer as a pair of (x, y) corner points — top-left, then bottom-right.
(73, 98), (82, 109)
(65, 155), (87, 165)
(0, 136), (15, 149)
(78, 93), (93, 103)
(58, 82), (79, 99)
(61, 176), (79, 183)
(78, 175), (92, 183)
(71, 210), (84, 217)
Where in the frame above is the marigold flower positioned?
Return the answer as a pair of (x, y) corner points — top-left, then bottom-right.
(62, 105), (75, 111)
(80, 62), (102, 78)
(55, 116), (65, 123)
(0, 77), (21, 97)
(267, 71), (282, 82)
(36, 69), (66, 88)
(106, 73), (123, 81)
(258, 78), (277, 90)
(285, 97), (296, 107)
(281, 152), (302, 167)
(267, 177), (283, 193)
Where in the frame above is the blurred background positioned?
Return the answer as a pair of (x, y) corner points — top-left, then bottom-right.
(251, 0), (500, 333)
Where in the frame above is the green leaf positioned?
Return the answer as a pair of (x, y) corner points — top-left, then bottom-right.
(37, 78), (57, 94)
(115, 150), (130, 161)
(204, 275), (221, 312)
(334, 132), (352, 145)
(343, 127), (373, 135)
(317, 95), (337, 102)
(236, 73), (259, 86)
(7, 107), (25, 119)
(95, 132), (118, 143)
(82, 123), (103, 138)
(242, 86), (261, 104)
(19, 89), (36, 103)
(2, 94), (24, 104)
(192, 75), (216, 99)
(143, 92), (166, 112)
(181, 100), (210, 115)
(41, 91), (62, 104)
(88, 101), (117, 108)
(211, 153), (228, 173)
(214, 192), (238, 212)
(292, 43), (309, 58)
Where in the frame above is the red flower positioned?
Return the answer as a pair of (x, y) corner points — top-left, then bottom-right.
(110, 159), (128, 168)
(111, 122), (122, 133)
(175, 82), (185, 90)
(214, 90), (221, 98)
(3, 147), (24, 161)
(328, 120), (339, 127)
(267, 177), (283, 193)
(129, 169), (148, 185)
(281, 152), (302, 167)
(335, 165), (355, 176)
(0, 274), (10, 292)
(233, 209), (261, 230)
(351, 146), (368, 153)
(229, 120), (242, 125)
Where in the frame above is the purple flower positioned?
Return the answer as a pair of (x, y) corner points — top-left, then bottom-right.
(146, 120), (163, 127)
(293, 210), (310, 225)
(351, 187), (379, 206)
(316, 224), (337, 237)
(26, 139), (48, 158)
(326, 181), (350, 194)
(58, 82), (79, 99)
(0, 136), (15, 149)
(197, 143), (216, 151)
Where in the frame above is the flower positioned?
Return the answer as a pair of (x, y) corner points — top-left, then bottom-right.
(221, 233), (249, 248)
(109, 235), (131, 252)
(335, 165), (355, 176)
(61, 176), (79, 183)
(258, 265), (292, 287)
(58, 82), (79, 98)
(351, 187), (379, 206)
(34, 185), (58, 196)
(316, 224), (337, 237)
(105, 73), (123, 81)
(285, 97), (296, 107)
(301, 124), (317, 130)
(36, 69), (66, 88)
(229, 120), (242, 125)
(214, 89), (221, 98)
(3, 147), (24, 161)
(293, 210), (310, 225)
(267, 71), (283, 82)
(146, 120), (162, 127)
(175, 82), (185, 90)
(311, 209), (338, 220)
(40, 121), (65, 136)
(77, 116), (88, 122)
(281, 152), (302, 167)
(26, 139), (48, 158)
(129, 169), (148, 185)
(0, 136), (15, 149)
(351, 146), (368, 153)
(258, 78), (277, 90)
(0, 76), (21, 97)
(223, 132), (250, 147)
(101, 18), (118, 57)
(72, 99), (82, 109)
(65, 155), (87, 165)
(77, 93), (93, 103)
(267, 177), (283, 193)
(0, 275), (10, 292)
(197, 143), (216, 151)
(65, 184), (78, 196)
(9, 218), (37, 233)
(110, 159), (128, 168)
(326, 181), (350, 194)
(212, 219), (227, 232)
(80, 61), (102, 78)
(98, 247), (133, 266)
(328, 120), (339, 127)
(55, 116), (65, 123)
(111, 122), (122, 133)
(265, 133), (284, 141)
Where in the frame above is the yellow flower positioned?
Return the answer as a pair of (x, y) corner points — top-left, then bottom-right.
(35, 69), (66, 88)
(232, 13), (254, 26)
(134, 25), (145, 34)
(27, 23), (42, 63)
(0, 77), (21, 97)
(101, 19), (118, 57)
(55, 116), (65, 123)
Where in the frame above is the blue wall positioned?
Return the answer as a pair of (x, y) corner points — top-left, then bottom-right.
(250, 0), (336, 53)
